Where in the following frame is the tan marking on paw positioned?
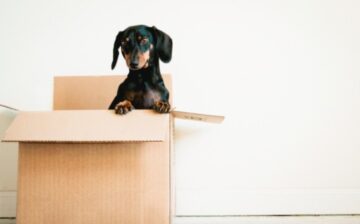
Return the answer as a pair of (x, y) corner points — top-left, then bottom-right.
(153, 101), (171, 113)
(115, 100), (134, 115)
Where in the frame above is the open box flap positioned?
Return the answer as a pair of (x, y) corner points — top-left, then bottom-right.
(171, 110), (224, 123)
(2, 110), (168, 143)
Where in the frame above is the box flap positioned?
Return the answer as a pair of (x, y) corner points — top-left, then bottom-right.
(2, 110), (168, 143)
(171, 110), (225, 123)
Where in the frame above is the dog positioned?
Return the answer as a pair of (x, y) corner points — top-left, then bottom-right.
(109, 25), (172, 115)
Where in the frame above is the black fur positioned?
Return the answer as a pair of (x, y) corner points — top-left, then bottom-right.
(109, 25), (172, 114)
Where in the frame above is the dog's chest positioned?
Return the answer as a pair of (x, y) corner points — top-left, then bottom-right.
(125, 83), (161, 109)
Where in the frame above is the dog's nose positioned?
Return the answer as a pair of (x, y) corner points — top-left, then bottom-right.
(130, 62), (139, 68)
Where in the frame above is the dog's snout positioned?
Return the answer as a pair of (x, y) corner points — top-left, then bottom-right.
(129, 50), (140, 68)
(130, 61), (139, 68)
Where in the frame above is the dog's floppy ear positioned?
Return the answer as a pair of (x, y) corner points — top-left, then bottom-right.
(151, 26), (172, 63)
(111, 31), (123, 70)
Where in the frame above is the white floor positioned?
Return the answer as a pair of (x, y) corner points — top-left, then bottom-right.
(1, 216), (360, 224)
(174, 216), (360, 224)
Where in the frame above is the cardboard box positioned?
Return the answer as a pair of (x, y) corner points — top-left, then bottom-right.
(2, 75), (223, 224)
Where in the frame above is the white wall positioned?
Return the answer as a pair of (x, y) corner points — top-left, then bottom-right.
(1, 0), (360, 220)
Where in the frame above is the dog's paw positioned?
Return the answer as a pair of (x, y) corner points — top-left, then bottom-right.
(153, 101), (171, 113)
(115, 100), (134, 115)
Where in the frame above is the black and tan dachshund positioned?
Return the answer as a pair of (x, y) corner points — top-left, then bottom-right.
(109, 25), (172, 115)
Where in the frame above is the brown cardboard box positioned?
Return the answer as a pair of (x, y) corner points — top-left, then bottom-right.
(2, 75), (223, 224)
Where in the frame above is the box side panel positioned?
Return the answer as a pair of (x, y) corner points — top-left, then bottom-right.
(16, 140), (170, 224)
(53, 75), (172, 110)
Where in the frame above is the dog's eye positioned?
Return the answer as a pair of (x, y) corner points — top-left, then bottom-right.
(140, 38), (148, 45)
(121, 38), (130, 46)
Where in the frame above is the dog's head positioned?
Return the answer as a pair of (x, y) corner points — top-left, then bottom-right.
(111, 25), (172, 70)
